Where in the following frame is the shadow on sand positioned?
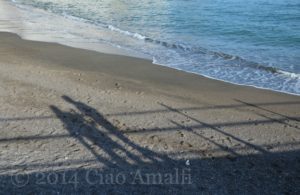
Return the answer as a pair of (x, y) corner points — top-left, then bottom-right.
(0, 96), (299, 194)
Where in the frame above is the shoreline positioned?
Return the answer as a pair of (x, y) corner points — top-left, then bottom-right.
(1, 31), (299, 98)
(0, 31), (299, 193)
(0, 0), (148, 59)
(1, 0), (299, 96)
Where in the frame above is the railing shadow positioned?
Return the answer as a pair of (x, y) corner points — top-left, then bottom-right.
(234, 99), (300, 123)
(159, 103), (270, 154)
(234, 99), (300, 130)
(0, 96), (299, 193)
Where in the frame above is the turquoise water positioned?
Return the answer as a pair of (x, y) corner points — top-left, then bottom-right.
(9, 0), (300, 94)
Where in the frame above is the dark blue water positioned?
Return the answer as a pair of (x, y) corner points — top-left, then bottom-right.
(10, 0), (300, 94)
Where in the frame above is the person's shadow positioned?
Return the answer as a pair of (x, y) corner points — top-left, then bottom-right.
(50, 95), (175, 170)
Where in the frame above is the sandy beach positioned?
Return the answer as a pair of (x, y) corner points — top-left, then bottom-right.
(0, 32), (299, 194)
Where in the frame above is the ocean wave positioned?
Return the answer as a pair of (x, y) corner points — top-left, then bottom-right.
(278, 70), (300, 79)
(110, 29), (299, 79)
(107, 25), (146, 40)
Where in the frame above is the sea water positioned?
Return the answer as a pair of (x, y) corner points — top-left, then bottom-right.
(1, 0), (300, 94)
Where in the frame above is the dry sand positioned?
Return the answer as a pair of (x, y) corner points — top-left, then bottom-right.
(0, 32), (299, 194)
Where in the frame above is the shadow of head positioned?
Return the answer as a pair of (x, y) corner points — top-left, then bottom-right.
(62, 95), (75, 104)
(49, 105), (62, 116)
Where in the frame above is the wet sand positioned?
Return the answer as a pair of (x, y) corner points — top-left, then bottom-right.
(0, 32), (299, 194)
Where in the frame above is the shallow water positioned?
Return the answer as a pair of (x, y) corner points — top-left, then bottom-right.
(2, 0), (300, 94)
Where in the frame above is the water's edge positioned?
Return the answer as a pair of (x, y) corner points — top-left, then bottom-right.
(1, 0), (299, 96)
(1, 30), (299, 97)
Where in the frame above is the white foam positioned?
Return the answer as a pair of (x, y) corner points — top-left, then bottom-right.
(108, 25), (146, 40)
(278, 70), (300, 79)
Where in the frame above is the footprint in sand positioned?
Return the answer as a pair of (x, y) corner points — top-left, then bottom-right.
(163, 144), (168, 150)
(115, 82), (121, 89)
(147, 135), (170, 151)
(180, 140), (193, 148)
(149, 135), (160, 144)
(177, 131), (185, 138)
(136, 91), (144, 95)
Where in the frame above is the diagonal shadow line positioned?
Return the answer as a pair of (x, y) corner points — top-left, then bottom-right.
(0, 158), (99, 171)
(167, 140), (300, 157)
(1, 156), (157, 172)
(0, 148), (179, 172)
(1, 100), (299, 124)
(0, 134), (70, 143)
(255, 112), (300, 130)
(124, 116), (300, 135)
(2, 139), (299, 172)
(234, 99), (300, 123)
(170, 120), (239, 156)
(107, 101), (300, 117)
(2, 116), (297, 144)
(0, 116), (54, 122)
(159, 103), (270, 154)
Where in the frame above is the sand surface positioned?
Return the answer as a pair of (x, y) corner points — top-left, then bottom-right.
(0, 32), (299, 194)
